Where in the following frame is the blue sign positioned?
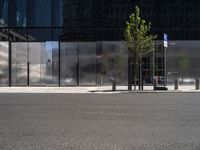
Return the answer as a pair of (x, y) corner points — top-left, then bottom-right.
(164, 33), (168, 41)
(163, 33), (168, 47)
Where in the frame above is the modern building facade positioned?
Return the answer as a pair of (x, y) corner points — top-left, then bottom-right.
(0, 0), (200, 86)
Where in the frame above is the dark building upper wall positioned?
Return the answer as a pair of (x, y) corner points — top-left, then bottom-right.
(63, 0), (134, 28)
(62, 0), (200, 40)
(1, 0), (200, 41)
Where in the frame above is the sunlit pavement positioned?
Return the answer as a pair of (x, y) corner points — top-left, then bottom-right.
(0, 85), (199, 93)
(0, 93), (200, 150)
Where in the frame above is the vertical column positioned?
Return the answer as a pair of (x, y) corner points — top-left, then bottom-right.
(9, 41), (11, 86)
(164, 47), (167, 86)
(27, 62), (29, 86)
(27, 42), (29, 86)
(77, 42), (79, 86)
(58, 41), (61, 86)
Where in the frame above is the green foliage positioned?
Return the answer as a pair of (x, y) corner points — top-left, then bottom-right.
(124, 6), (157, 56)
(124, 6), (157, 90)
(177, 53), (190, 71)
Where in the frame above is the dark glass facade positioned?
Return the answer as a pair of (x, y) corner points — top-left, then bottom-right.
(0, 0), (200, 86)
(0, 0), (63, 27)
(1, 0), (200, 41)
(62, 0), (200, 40)
(0, 0), (63, 41)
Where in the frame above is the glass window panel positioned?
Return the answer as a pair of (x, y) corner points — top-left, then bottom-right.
(52, 28), (63, 41)
(60, 28), (79, 41)
(40, 41), (58, 86)
(52, 41), (59, 85)
(28, 28), (52, 41)
(40, 43), (46, 85)
(27, 0), (52, 27)
(11, 42), (28, 86)
(9, 28), (27, 41)
(101, 41), (128, 85)
(53, 0), (63, 27)
(0, 42), (9, 86)
(167, 41), (200, 85)
(60, 42), (78, 86)
(29, 42), (43, 86)
(43, 41), (53, 84)
(0, 0), (8, 25)
(79, 42), (96, 86)
(0, 28), (8, 41)
(8, 0), (27, 27)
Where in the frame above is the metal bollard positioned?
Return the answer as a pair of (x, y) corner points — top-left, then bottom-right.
(112, 80), (116, 91)
(174, 78), (179, 90)
(195, 79), (200, 90)
(153, 78), (158, 90)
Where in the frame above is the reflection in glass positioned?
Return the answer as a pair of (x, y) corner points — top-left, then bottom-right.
(28, 28), (52, 41)
(29, 43), (43, 85)
(60, 42), (78, 86)
(79, 42), (96, 86)
(52, 41), (59, 84)
(53, 0), (63, 27)
(0, 28), (8, 41)
(0, 42), (9, 86)
(41, 41), (59, 85)
(11, 41), (59, 86)
(28, 0), (52, 27)
(9, 28), (27, 41)
(8, 0), (27, 27)
(11, 42), (28, 86)
(100, 41), (128, 85)
(167, 41), (200, 85)
(0, 0), (8, 25)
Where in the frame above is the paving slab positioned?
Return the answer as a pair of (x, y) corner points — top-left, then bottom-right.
(0, 85), (199, 93)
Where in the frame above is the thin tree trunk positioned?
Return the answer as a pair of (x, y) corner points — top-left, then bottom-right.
(133, 53), (137, 90)
(139, 55), (142, 90)
(134, 62), (136, 91)
(138, 56), (141, 90)
(135, 54), (140, 90)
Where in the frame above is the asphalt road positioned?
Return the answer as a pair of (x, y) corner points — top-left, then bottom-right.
(0, 93), (200, 150)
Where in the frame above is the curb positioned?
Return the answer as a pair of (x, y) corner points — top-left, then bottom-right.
(89, 90), (200, 94)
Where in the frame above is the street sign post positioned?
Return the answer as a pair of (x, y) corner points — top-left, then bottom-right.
(163, 33), (168, 86)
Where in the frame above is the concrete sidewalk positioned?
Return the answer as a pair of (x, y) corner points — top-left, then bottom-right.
(0, 85), (199, 93)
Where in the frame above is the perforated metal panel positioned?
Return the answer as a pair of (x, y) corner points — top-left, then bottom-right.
(0, 42), (9, 86)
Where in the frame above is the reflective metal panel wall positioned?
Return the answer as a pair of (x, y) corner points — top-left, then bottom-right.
(100, 41), (128, 85)
(29, 43), (43, 85)
(11, 42), (28, 86)
(60, 42), (78, 86)
(52, 42), (59, 85)
(0, 42), (9, 86)
(40, 42), (50, 85)
(60, 41), (128, 86)
(79, 42), (96, 86)
(167, 41), (200, 85)
(44, 41), (59, 85)
(11, 41), (59, 86)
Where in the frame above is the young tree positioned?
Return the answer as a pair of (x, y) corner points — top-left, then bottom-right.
(124, 6), (157, 90)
